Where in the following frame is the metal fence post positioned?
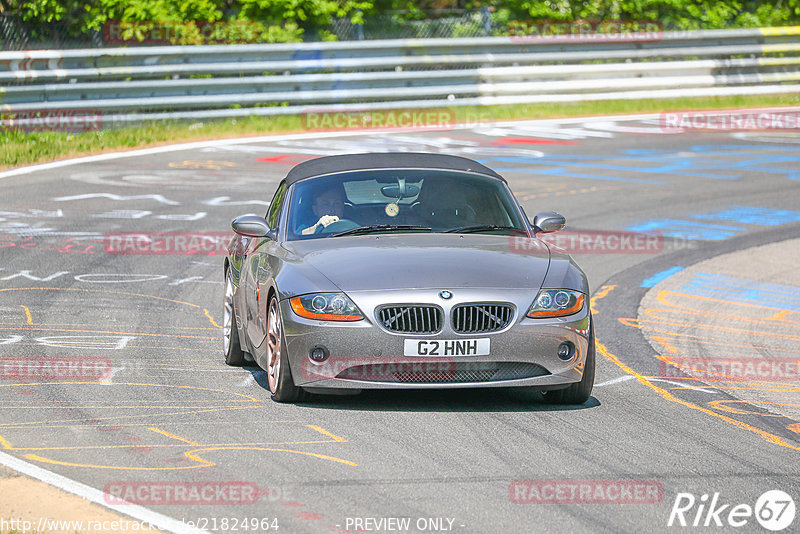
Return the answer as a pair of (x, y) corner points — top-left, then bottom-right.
(481, 6), (492, 36)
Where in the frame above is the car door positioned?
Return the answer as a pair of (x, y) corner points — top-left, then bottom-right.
(244, 181), (287, 349)
(228, 231), (251, 338)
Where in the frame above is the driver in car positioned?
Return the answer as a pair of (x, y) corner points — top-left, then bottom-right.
(301, 188), (346, 235)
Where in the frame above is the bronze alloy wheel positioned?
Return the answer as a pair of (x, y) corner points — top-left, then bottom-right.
(266, 297), (282, 393)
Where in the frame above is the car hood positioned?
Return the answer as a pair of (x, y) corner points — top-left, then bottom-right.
(284, 233), (551, 291)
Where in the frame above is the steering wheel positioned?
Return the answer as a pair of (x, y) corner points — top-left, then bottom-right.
(315, 218), (360, 234)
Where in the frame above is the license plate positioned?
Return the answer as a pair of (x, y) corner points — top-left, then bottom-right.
(403, 338), (490, 357)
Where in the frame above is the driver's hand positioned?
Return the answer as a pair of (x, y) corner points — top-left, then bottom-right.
(317, 215), (339, 228)
(300, 215), (341, 235)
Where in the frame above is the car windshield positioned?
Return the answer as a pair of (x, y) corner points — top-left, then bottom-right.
(286, 169), (527, 240)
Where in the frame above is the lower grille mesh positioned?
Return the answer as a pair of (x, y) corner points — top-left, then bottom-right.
(336, 362), (550, 383)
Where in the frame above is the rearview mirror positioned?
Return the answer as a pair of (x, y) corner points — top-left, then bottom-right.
(231, 215), (270, 237)
(381, 184), (420, 198)
(532, 212), (566, 233)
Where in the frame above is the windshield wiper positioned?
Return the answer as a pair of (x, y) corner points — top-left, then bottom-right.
(444, 225), (521, 234)
(332, 224), (432, 237)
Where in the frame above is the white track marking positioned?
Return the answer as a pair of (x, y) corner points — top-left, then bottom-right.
(594, 375), (635, 387)
(100, 365), (125, 383)
(202, 196), (270, 207)
(0, 270), (69, 282)
(648, 378), (715, 393)
(0, 451), (210, 534)
(142, 368), (244, 372)
(53, 193), (180, 205)
(92, 209), (153, 219)
(157, 212), (207, 221)
(168, 277), (222, 286)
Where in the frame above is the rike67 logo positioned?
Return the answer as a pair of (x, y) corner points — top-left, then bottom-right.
(668, 490), (795, 531)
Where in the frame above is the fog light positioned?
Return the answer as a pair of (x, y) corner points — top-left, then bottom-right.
(309, 346), (328, 363)
(557, 342), (574, 361)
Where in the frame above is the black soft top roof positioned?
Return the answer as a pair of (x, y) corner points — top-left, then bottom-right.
(284, 153), (504, 184)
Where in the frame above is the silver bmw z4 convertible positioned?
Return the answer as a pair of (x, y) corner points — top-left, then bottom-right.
(223, 153), (594, 403)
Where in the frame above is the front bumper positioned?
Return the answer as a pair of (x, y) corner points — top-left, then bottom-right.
(280, 288), (591, 390)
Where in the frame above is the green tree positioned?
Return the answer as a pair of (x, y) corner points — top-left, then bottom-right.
(3, 0), (800, 44)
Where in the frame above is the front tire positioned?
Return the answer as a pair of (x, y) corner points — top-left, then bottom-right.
(543, 319), (595, 405)
(223, 270), (245, 366)
(266, 296), (303, 402)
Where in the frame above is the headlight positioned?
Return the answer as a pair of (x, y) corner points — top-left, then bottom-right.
(526, 289), (585, 318)
(290, 293), (363, 321)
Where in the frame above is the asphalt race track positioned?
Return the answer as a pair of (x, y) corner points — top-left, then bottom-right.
(1, 113), (799, 533)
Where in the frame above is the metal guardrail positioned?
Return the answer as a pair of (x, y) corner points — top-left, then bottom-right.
(1, 26), (799, 127)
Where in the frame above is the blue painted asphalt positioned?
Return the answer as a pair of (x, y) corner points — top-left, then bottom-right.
(641, 266), (685, 288)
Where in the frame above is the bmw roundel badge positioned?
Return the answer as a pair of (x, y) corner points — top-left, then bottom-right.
(439, 290), (453, 300)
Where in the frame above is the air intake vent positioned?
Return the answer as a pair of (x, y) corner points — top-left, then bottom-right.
(452, 304), (514, 334)
(378, 305), (442, 334)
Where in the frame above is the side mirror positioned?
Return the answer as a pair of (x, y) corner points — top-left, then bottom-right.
(231, 215), (270, 237)
(532, 212), (566, 233)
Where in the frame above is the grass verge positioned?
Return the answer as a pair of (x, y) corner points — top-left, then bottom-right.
(2, 93), (799, 170)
